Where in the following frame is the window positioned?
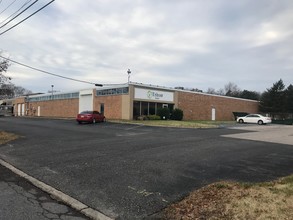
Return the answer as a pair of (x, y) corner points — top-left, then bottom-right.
(28, 92), (79, 102)
(96, 87), (129, 96)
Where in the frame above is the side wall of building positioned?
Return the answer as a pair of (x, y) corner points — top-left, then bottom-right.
(12, 97), (27, 116)
(177, 91), (259, 120)
(27, 99), (79, 117)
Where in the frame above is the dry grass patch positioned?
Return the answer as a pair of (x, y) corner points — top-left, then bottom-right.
(110, 120), (235, 128)
(0, 131), (19, 145)
(163, 175), (293, 220)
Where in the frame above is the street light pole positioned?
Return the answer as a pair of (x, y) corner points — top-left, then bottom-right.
(51, 85), (54, 100)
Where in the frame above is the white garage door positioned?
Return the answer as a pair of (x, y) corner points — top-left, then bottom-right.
(79, 89), (94, 113)
(17, 104), (21, 116)
(21, 104), (25, 116)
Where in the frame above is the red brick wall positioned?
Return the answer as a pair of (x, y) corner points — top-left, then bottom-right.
(27, 99), (79, 117)
(93, 95), (122, 119)
(177, 92), (259, 121)
(13, 97), (26, 116)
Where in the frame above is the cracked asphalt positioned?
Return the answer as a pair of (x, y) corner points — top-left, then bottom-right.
(0, 162), (89, 220)
(0, 117), (292, 219)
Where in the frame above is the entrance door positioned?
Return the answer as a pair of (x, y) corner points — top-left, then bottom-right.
(100, 103), (104, 115)
(212, 108), (216, 121)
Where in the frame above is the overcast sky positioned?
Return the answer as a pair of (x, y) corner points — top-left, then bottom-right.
(1, 0), (293, 93)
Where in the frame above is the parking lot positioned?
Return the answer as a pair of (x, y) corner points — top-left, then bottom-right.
(0, 117), (292, 219)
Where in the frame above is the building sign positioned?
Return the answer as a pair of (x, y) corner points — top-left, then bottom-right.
(134, 88), (174, 102)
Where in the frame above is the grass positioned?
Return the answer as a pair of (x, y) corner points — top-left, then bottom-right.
(163, 175), (293, 220)
(109, 120), (236, 128)
(0, 131), (19, 145)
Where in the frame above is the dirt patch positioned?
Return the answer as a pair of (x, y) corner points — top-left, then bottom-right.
(0, 131), (19, 145)
(163, 175), (293, 220)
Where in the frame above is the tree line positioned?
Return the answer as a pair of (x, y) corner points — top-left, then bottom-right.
(206, 79), (293, 114)
(206, 82), (261, 101)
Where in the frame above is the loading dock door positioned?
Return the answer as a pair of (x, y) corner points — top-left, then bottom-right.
(21, 104), (25, 116)
(79, 89), (94, 113)
(17, 104), (21, 116)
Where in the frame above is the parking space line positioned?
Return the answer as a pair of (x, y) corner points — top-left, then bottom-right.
(124, 124), (145, 131)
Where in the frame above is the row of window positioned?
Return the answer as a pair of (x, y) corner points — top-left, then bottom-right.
(28, 87), (129, 102)
(29, 92), (79, 102)
(96, 87), (129, 96)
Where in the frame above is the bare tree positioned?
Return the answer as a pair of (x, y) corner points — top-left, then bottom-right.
(0, 54), (31, 99)
(206, 87), (216, 94)
(0, 54), (11, 85)
(224, 82), (241, 97)
(206, 87), (225, 95)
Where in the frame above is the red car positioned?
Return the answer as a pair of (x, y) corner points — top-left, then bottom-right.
(76, 111), (106, 124)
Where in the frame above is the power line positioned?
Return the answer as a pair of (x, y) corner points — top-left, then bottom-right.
(0, 0), (18, 16)
(0, 0), (33, 25)
(0, 0), (54, 36)
(0, 55), (103, 87)
(0, 0), (39, 29)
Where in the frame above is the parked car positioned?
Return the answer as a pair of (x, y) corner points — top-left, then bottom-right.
(76, 111), (106, 124)
(237, 114), (272, 125)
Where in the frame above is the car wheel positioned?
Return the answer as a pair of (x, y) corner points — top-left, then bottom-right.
(92, 118), (96, 124)
(78, 121), (81, 124)
(258, 120), (263, 125)
(238, 119), (244, 123)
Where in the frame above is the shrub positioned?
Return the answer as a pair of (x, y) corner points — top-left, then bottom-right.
(171, 108), (184, 120)
(137, 115), (148, 120)
(148, 115), (161, 120)
(157, 108), (170, 120)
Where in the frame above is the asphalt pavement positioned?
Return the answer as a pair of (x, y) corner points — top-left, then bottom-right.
(0, 163), (88, 220)
(0, 117), (292, 219)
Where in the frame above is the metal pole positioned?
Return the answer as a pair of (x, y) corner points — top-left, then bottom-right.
(51, 85), (54, 100)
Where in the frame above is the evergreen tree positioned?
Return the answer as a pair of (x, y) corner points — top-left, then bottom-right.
(260, 79), (286, 113)
(285, 84), (293, 112)
(240, 90), (260, 100)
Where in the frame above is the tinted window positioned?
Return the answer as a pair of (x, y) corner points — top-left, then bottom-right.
(80, 111), (93, 114)
(247, 114), (259, 118)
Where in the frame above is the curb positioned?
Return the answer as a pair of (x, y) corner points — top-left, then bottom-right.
(0, 159), (114, 220)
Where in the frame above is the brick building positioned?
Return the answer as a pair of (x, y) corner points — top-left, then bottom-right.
(12, 82), (259, 121)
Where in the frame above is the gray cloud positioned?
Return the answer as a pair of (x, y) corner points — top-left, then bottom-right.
(1, 0), (293, 93)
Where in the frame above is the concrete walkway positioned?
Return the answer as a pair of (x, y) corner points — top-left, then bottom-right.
(223, 125), (293, 145)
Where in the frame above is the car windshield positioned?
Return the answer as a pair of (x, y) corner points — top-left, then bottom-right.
(80, 111), (93, 114)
